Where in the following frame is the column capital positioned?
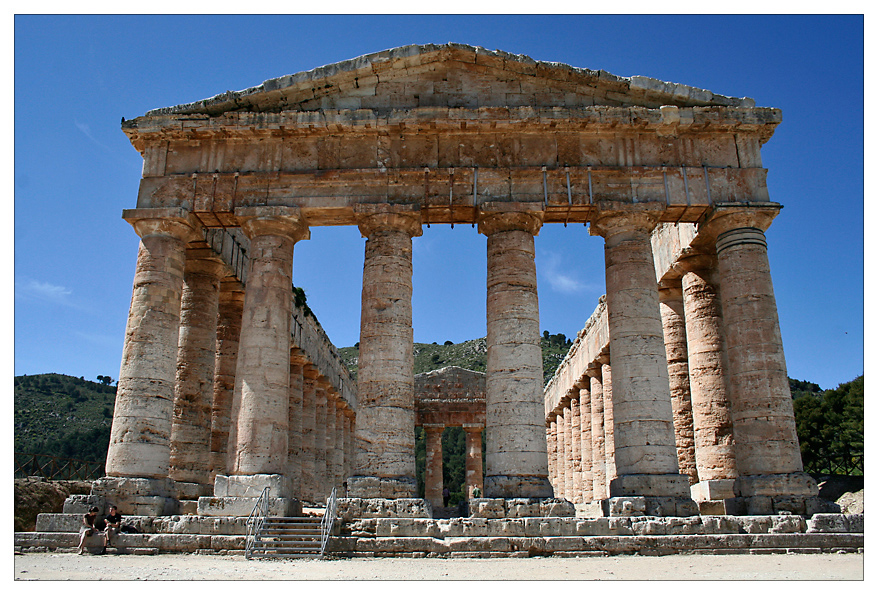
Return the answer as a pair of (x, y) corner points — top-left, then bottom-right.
(289, 347), (309, 367)
(693, 202), (781, 248)
(123, 207), (200, 242)
(423, 423), (445, 431)
(234, 206), (310, 243)
(354, 203), (423, 238)
(588, 201), (663, 241)
(658, 285), (684, 303)
(675, 248), (717, 274)
(477, 202), (543, 236)
(182, 251), (226, 277)
(302, 364), (321, 381)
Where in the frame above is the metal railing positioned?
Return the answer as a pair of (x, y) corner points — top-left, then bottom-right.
(320, 487), (338, 557)
(14, 453), (104, 481)
(244, 487), (270, 559)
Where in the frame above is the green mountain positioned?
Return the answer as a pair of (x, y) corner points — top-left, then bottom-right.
(14, 373), (117, 469)
(338, 331), (573, 385)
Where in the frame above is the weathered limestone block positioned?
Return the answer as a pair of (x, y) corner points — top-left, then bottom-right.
(336, 497), (432, 521)
(376, 518), (439, 538)
(436, 517), (488, 538)
(469, 498), (506, 519)
(62, 495), (108, 514)
(540, 498), (576, 517)
(91, 477), (176, 516)
(605, 497), (647, 517)
(196, 496), (299, 517)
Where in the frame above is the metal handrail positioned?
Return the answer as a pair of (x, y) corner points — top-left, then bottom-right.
(320, 487), (338, 557)
(244, 487), (270, 559)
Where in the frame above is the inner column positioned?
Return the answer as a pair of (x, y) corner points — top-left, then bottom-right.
(424, 425), (445, 509)
(478, 203), (552, 498)
(464, 425), (484, 498)
(590, 203), (696, 516)
(347, 203), (422, 499)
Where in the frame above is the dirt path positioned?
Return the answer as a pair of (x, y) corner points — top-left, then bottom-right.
(13, 552), (864, 581)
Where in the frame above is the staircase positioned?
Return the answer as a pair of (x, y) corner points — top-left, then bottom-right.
(248, 516), (324, 559)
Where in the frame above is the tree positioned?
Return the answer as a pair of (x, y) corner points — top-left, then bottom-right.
(793, 375), (863, 475)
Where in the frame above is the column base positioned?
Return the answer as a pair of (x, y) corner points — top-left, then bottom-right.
(214, 473), (291, 499)
(90, 476), (178, 516)
(346, 475), (417, 499)
(484, 475), (553, 499)
(601, 496), (700, 517)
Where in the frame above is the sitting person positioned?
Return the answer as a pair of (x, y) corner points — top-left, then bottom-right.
(77, 506), (107, 554)
(104, 505), (122, 547)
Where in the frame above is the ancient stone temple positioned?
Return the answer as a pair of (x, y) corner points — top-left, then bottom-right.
(97, 42), (816, 517)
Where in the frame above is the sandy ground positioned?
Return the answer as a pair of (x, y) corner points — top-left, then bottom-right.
(12, 551), (864, 581)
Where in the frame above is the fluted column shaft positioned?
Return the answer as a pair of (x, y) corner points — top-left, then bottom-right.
(659, 288), (698, 485)
(705, 207), (815, 501)
(325, 391), (338, 491)
(170, 254), (224, 493)
(479, 205), (552, 498)
(547, 419), (558, 492)
(227, 210), (308, 495)
(301, 366), (318, 502)
(209, 284), (244, 482)
(557, 405), (569, 499)
(107, 213), (195, 479)
(591, 204), (689, 500)
(570, 395), (583, 503)
(562, 399), (573, 499)
(578, 383), (593, 503)
(349, 204), (422, 498)
(314, 381), (328, 497)
(287, 357), (305, 496)
(589, 370), (606, 501)
(601, 361), (617, 485)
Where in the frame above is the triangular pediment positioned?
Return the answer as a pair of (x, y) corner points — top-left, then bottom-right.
(145, 43), (755, 118)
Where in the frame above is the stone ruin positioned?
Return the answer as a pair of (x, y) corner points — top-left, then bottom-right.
(16, 44), (862, 557)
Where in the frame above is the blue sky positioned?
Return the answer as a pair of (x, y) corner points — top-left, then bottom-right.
(12, 14), (864, 391)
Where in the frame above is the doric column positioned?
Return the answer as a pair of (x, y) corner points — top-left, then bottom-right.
(314, 379), (328, 498)
(335, 400), (347, 493)
(601, 358), (616, 485)
(348, 203), (422, 498)
(557, 403), (568, 499)
(300, 366), (318, 502)
(478, 203), (552, 498)
(569, 393), (583, 504)
(547, 418), (558, 492)
(344, 412), (354, 491)
(577, 381), (593, 504)
(288, 351), (307, 498)
(590, 203), (694, 514)
(464, 425), (484, 498)
(170, 252), (225, 498)
(658, 286), (698, 486)
(562, 398), (574, 500)
(424, 425), (445, 509)
(588, 366), (606, 502)
(325, 390), (338, 492)
(99, 208), (197, 514)
(223, 207), (308, 501)
(699, 205), (816, 512)
(679, 251), (738, 509)
(209, 281), (244, 483)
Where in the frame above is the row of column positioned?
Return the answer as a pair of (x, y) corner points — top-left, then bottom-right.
(424, 424), (485, 508)
(104, 207), (354, 510)
(548, 202), (816, 514)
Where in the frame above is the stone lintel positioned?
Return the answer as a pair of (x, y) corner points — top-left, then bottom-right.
(122, 207), (201, 242)
(234, 205), (310, 242)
